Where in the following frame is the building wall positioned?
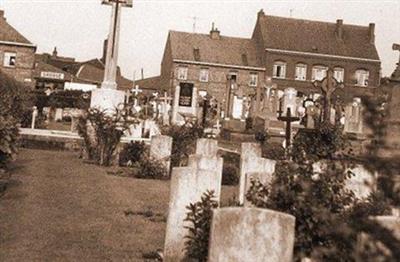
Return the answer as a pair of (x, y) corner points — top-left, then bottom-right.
(0, 44), (35, 88)
(169, 62), (265, 103)
(264, 51), (381, 92)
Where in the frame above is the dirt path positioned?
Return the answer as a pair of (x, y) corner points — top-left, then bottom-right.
(0, 149), (169, 262)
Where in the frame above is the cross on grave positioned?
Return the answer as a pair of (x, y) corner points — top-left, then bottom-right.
(130, 85), (143, 111)
(313, 69), (344, 123)
(159, 92), (173, 125)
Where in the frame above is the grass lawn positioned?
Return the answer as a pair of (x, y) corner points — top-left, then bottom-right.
(0, 148), (237, 261)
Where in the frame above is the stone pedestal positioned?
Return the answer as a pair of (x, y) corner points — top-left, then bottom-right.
(208, 207), (295, 262)
(90, 88), (125, 112)
(164, 167), (222, 262)
(171, 85), (180, 124)
(150, 135), (173, 173)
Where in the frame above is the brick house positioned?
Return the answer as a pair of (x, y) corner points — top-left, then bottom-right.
(0, 10), (36, 88)
(150, 10), (381, 126)
(253, 9), (381, 96)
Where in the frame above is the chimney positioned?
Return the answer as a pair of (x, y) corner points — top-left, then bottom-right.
(52, 47), (58, 58)
(210, 22), (220, 40)
(336, 19), (343, 39)
(258, 9), (265, 19)
(0, 10), (5, 20)
(369, 23), (375, 44)
(102, 38), (108, 64)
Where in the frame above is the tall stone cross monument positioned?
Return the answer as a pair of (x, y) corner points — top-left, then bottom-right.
(90, 0), (133, 112)
(313, 69), (344, 123)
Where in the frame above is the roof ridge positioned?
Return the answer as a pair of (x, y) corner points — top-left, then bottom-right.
(264, 14), (371, 28)
(169, 30), (252, 41)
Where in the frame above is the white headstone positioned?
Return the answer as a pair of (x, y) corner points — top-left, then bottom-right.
(208, 207), (295, 262)
(164, 167), (222, 261)
(150, 135), (173, 172)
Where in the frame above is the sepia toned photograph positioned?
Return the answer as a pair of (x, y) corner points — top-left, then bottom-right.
(0, 0), (399, 261)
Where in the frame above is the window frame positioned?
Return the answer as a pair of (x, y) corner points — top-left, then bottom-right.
(295, 63), (307, 81)
(3, 52), (17, 68)
(333, 67), (345, 83)
(311, 65), (328, 81)
(177, 66), (188, 81)
(273, 61), (287, 79)
(355, 69), (369, 87)
(249, 72), (258, 87)
(199, 68), (209, 82)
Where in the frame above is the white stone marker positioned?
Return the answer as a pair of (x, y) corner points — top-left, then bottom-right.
(208, 207), (295, 262)
(196, 138), (219, 157)
(239, 142), (277, 205)
(31, 106), (38, 129)
(164, 167), (222, 262)
(55, 108), (63, 121)
(150, 135), (173, 172)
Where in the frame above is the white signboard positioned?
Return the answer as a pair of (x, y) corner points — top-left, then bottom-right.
(64, 82), (97, 92)
(40, 71), (65, 80)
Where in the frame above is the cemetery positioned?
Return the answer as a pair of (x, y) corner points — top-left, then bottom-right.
(1, 1), (400, 261)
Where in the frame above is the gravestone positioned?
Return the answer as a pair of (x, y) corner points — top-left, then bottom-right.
(126, 122), (143, 138)
(239, 143), (276, 205)
(31, 106), (38, 129)
(344, 98), (363, 134)
(208, 207), (295, 262)
(150, 135), (172, 172)
(195, 138), (218, 157)
(55, 108), (63, 121)
(164, 167), (222, 262)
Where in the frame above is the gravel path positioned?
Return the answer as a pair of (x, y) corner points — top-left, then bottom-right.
(0, 149), (169, 262)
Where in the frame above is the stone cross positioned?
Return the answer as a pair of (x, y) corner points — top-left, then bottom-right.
(101, 0), (132, 89)
(313, 69), (343, 123)
(159, 92), (172, 125)
(131, 84), (142, 109)
(90, 0), (132, 111)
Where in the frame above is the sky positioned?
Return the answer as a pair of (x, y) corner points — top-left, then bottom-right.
(1, 0), (399, 80)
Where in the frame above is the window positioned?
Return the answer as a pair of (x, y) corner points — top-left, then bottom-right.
(295, 63), (307, 81)
(249, 73), (258, 87)
(334, 67), (345, 83)
(229, 72), (238, 82)
(312, 65), (328, 81)
(199, 68), (209, 82)
(3, 52), (16, 67)
(177, 66), (188, 80)
(273, 61), (286, 79)
(355, 69), (369, 87)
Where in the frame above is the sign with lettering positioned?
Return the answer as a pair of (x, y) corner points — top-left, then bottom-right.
(40, 71), (64, 80)
(179, 82), (194, 107)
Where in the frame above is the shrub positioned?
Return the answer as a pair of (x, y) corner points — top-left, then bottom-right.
(119, 141), (148, 166)
(161, 123), (204, 167)
(292, 122), (349, 162)
(0, 71), (33, 167)
(77, 108), (127, 166)
(0, 116), (19, 168)
(184, 190), (218, 262)
(135, 155), (168, 180)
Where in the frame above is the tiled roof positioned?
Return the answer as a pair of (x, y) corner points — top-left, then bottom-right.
(256, 14), (380, 60)
(135, 76), (161, 91)
(76, 63), (132, 90)
(33, 61), (73, 81)
(0, 16), (33, 45)
(168, 30), (262, 68)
